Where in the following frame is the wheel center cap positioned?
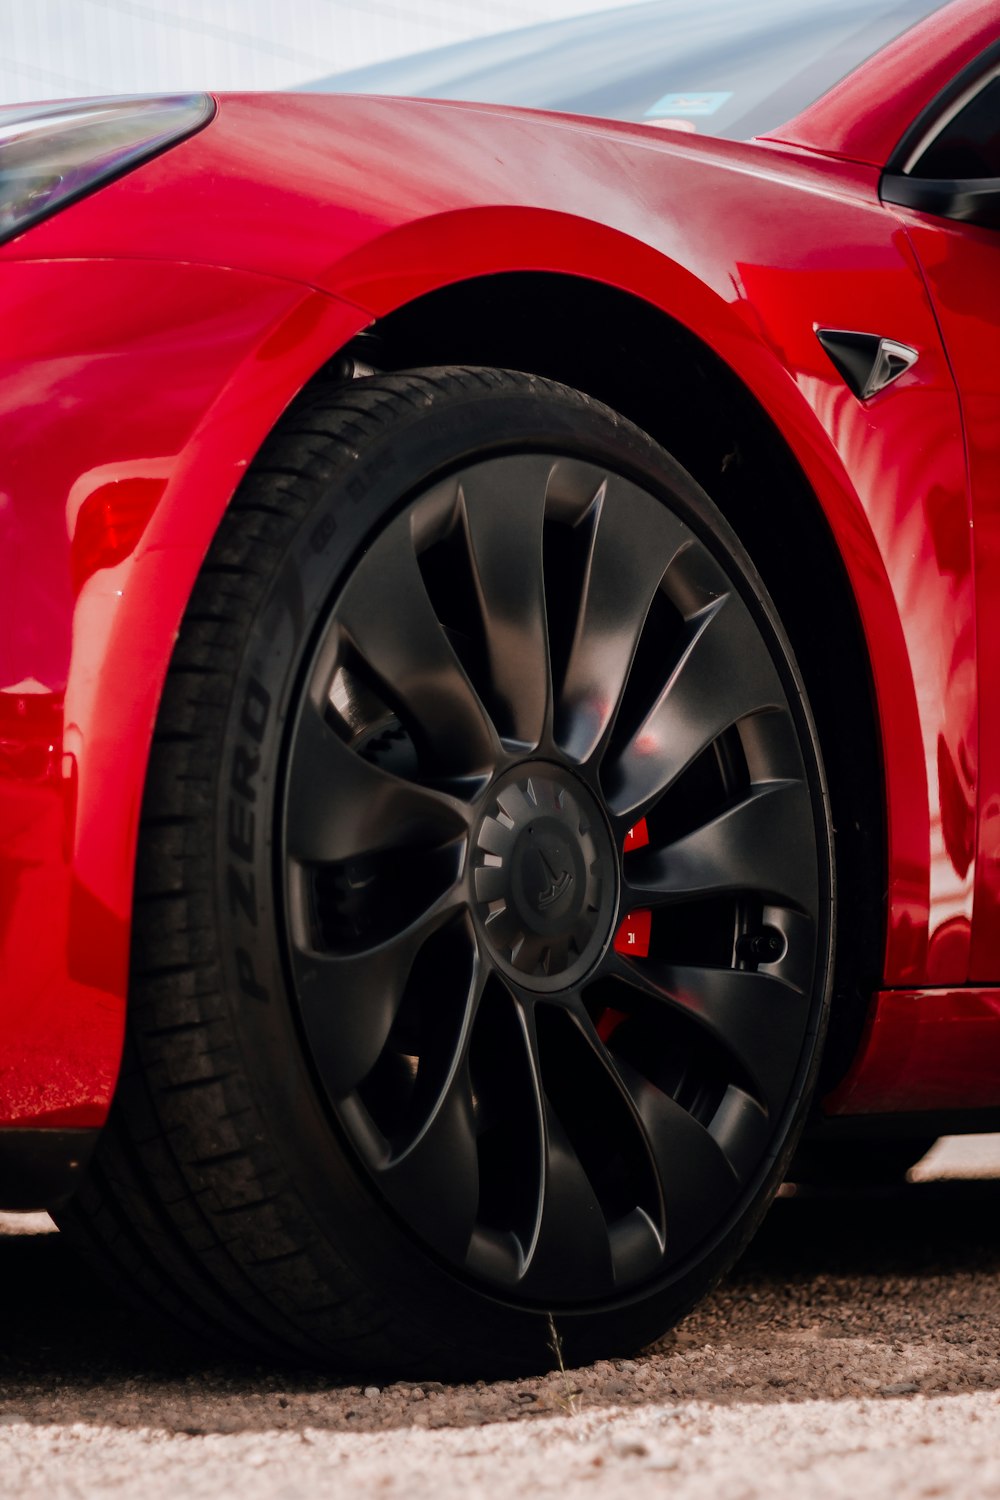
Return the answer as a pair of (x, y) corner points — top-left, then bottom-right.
(471, 763), (618, 993)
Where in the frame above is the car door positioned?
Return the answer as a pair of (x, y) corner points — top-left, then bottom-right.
(882, 56), (1000, 981)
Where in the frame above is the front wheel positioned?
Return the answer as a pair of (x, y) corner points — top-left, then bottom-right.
(65, 367), (835, 1374)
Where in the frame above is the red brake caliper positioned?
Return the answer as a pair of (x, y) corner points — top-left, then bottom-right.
(614, 817), (651, 958)
(599, 818), (651, 1041)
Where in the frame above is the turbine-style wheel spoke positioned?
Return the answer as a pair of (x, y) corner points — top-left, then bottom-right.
(458, 459), (552, 747)
(706, 1081), (771, 1182)
(606, 588), (784, 821)
(285, 697), (467, 865)
(608, 1051), (743, 1262)
(336, 512), (499, 776)
(289, 897), (462, 1099)
(515, 1006), (615, 1299)
(556, 473), (688, 762)
(377, 1056), (480, 1264)
(562, 1006), (668, 1282)
(518, 1104), (616, 1299)
(375, 955), (485, 1264)
(567, 1004), (750, 1265)
(624, 779), (818, 915)
(608, 952), (809, 1113)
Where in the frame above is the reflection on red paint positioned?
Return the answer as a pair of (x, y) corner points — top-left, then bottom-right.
(825, 988), (1000, 1114)
(0, 682), (63, 785)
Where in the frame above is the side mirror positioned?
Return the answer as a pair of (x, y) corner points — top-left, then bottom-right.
(881, 173), (1000, 230)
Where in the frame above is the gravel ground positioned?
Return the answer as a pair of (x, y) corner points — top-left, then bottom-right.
(1, 1134), (998, 1497)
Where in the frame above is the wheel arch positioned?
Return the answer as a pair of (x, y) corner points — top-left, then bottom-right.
(334, 269), (886, 1090)
(106, 263), (894, 1100)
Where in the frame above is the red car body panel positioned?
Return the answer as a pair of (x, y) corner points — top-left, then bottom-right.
(827, 989), (1000, 1115)
(1, 0), (998, 1130)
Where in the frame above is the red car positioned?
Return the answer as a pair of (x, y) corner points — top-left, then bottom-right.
(1, 0), (998, 1373)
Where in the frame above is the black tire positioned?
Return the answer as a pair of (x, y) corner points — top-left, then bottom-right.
(62, 367), (835, 1375)
(788, 1137), (935, 1187)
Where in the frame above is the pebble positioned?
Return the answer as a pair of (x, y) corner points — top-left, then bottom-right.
(612, 1438), (649, 1459)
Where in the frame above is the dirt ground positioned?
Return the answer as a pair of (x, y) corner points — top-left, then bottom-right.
(1, 1134), (999, 1498)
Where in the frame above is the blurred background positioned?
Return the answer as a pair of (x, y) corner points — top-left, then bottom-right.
(0, 0), (640, 104)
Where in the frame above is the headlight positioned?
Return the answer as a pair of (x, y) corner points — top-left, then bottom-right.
(0, 93), (215, 245)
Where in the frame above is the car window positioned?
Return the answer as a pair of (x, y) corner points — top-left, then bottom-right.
(909, 72), (1000, 178)
(307, 0), (949, 142)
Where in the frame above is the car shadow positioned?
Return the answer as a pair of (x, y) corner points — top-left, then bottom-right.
(738, 1174), (1000, 1280)
(1, 1173), (998, 1431)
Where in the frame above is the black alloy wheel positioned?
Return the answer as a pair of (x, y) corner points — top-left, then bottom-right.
(67, 367), (834, 1373)
(283, 446), (825, 1304)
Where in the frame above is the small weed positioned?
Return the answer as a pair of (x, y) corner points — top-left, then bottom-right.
(546, 1312), (581, 1417)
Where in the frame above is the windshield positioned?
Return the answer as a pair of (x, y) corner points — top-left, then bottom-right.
(304, 0), (949, 141)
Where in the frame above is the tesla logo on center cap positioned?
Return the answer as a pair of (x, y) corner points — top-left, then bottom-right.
(533, 844), (573, 909)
